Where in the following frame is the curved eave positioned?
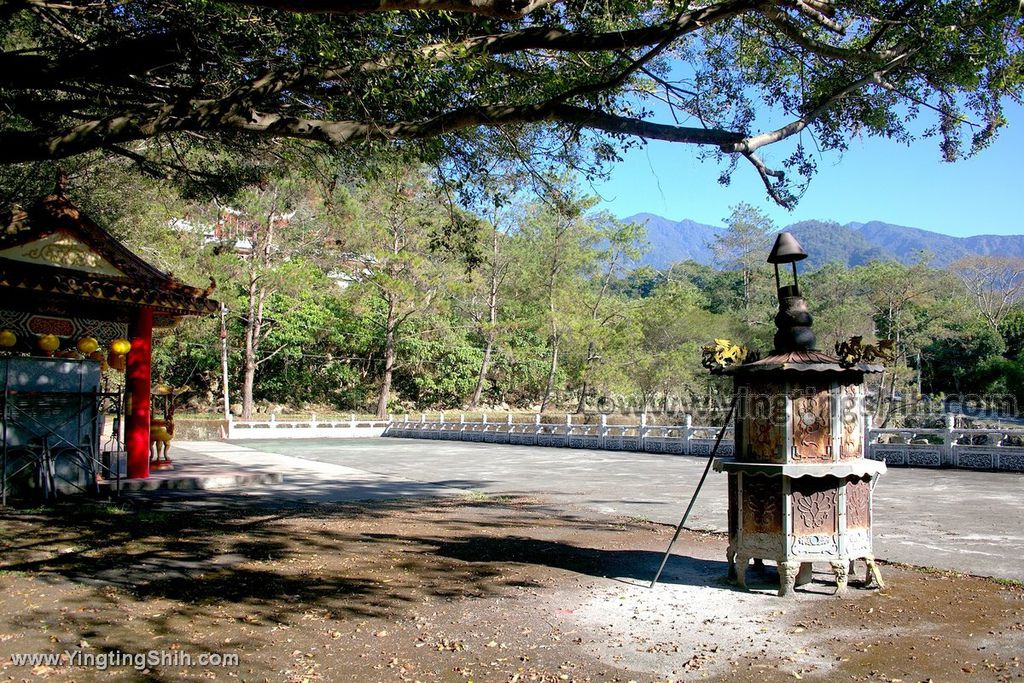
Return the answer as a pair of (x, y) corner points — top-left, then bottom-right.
(712, 349), (883, 376)
(730, 361), (883, 374)
(712, 458), (887, 479)
(0, 264), (218, 318)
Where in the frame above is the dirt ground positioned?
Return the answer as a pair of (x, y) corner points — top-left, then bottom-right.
(0, 494), (1021, 683)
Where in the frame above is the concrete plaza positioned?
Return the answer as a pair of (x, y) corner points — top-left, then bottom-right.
(176, 437), (1024, 581)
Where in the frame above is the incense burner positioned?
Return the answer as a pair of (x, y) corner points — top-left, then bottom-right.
(713, 233), (886, 597)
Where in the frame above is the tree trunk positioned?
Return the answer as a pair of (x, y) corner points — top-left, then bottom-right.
(743, 267), (750, 313)
(241, 270), (259, 420)
(469, 240), (500, 408)
(375, 299), (398, 419)
(574, 256), (617, 416)
(469, 336), (494, 408)
(575, 378), (588, 414)
(240, 212), (276, 421)
(575, 340), (596, 414)
(540, 334), (559, 412)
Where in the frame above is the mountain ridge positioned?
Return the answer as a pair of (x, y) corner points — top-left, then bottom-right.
(622, 213), (1024, 269)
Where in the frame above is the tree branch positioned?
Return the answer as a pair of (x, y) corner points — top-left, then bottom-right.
(0, 34), (188, 90)
(0, 97), (746, 163)
(727, 53), (911, 154)
(206, 0), (758, 111)
(222, 0), (558, 19)
(741, 151), (792, 208)
(256, 343), (288, 367)
(762, 7), (889, 62)
(781, 0), (845, 34)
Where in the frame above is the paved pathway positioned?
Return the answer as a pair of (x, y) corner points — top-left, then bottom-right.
(176, 438), (1024, 581)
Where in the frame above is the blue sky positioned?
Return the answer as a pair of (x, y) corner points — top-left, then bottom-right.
(591, 101), (1023, 237)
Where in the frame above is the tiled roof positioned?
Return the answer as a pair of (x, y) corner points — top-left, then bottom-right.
(717, 349), (883, 375)
(0, 193), (218, 316)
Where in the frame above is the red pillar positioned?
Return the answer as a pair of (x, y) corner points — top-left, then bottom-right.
(126, 307), (153, 479)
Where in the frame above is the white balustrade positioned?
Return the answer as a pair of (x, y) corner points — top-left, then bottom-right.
(225, 410), (1024, 471)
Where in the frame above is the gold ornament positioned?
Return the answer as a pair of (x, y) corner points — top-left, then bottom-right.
(76, 336), (99, 354)
(37, 334), (60, 354)
(701, 338), (749, 369)
(110, 338), (132, 355)
(835, 336), (896, 368)
(0, 329), (16, 348)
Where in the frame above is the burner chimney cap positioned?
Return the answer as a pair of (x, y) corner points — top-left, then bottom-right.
(767, 232), (807, 264)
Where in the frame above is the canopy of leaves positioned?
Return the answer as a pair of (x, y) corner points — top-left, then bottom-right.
(1, 0), (1021, 206)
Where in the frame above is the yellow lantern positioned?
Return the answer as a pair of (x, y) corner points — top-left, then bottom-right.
(0, 329), (15, 348)
(110, 338), (132, 355)
(38, 334), (60, 354)
(76, 336), (99, 354)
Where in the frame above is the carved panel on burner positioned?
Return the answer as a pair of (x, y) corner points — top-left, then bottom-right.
(840, 383), (863, 460)
(845, 478), (871, 529)
(791, 386), (832, 461)
(791, 476), (838, 536)
(741, 475), (782, 535)
(746, 383), (784, 462)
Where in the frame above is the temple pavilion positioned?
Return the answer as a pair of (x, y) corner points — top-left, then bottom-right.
(0, 188), (217, 486)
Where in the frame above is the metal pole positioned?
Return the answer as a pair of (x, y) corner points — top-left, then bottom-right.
(2, 386), (7, 507)
(649, 392), (738, 589)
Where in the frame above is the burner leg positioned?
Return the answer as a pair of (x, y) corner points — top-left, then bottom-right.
(735, 554), (750, 589)
(795, 562), (813, 587)
(864, 555), (885, 590)
(830, 560), (849, 596)
(779, 561), (800, 597)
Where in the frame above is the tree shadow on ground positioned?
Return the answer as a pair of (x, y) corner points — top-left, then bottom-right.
(0, 494), (666, 621)
(363, 531), (779, 591)
(0, 492), (769, 676)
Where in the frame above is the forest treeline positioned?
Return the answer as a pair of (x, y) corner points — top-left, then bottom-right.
(73, 164), (1024, 425)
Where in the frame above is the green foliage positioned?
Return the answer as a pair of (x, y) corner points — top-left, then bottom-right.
(150, 316), (222, 401)
(974, 357), (1024, 406)
(9, 148), (1016, 418)
(710, 203), (776, 325)
(396, 331), (483, 408)
(924, 320), (1006, 394)
(803, 263), (876, 351)
(998, 308), (1024, 360)
(134, 176), (1020, 419)
(1, 0), (1020, 209)
(485, 325), (553, 406)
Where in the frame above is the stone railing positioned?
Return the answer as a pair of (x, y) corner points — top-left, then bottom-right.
(865, 416), (1024, 472)
(383, 413), (735, 457)
(223, 411), (1024, 472)
(226, 414), (390, 440)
